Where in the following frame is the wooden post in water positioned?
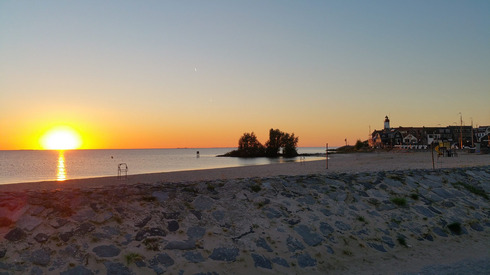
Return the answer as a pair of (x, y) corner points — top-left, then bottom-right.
(326, 143), (329, 169)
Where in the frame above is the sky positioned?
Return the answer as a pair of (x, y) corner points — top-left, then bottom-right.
(1, 0), (489, 149)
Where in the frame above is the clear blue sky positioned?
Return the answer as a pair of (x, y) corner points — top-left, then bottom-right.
(1, 1), (489, 149)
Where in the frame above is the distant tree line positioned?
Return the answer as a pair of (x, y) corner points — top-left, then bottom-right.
(223, 128), (299, 158)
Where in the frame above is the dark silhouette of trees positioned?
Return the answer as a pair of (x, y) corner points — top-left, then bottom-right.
(265, 128), (284, 157)
(238, 132), (265, 157)
(264, 128), (299, 157)
(282, 132), (299, 157)
(354, 139), (364, 151)
(222, 128), (299, 158)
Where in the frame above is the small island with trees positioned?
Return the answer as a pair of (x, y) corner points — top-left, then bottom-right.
(220, 128), (372, 159)
(220, 128), (299, 158)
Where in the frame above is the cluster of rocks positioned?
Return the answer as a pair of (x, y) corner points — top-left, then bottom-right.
(0, 166), (489, 274)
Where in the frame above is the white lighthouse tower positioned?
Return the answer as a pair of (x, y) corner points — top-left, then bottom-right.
(384, 116), (390, 130)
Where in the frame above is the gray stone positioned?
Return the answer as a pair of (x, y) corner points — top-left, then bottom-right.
(413, 205), (436, 218)
(428, 206), (442, 215)
(368, 243), (387, 252)
(251, 253), (272, 269)
(320, 209), (333, 216)
(92, 245), (121, 258)
(297, 195), (316, 205)
(74, 222), (95, 236)
(151, 266), (165, 275)
(382, 236), (395, 248)
(328, 191), (347, 202)
(358, 191), (369, 197)
(135, 227), (166, 241)
(442, 201), (455, 208)
(294, 224), (323, 246)
(92, 211), (113, 223)
(319, 222), (334, 236)
(102, 226), (120, 236)
(61, 265), (94, 275)
(152, 191), (169, 203)
(287, 236), (305, 252)
(60, 231), (73, 242)
(432, 227), (448, 237)
(4, 227), (26, 242)
(423, 234), (434, 241)
(62, 244), (83, 260)
(383, 177), (403, 187)
(326, 246), (334, 254)
(163, 212), (180, 219)
(264, 207), (282, 219)
(187, 226), (206, 240)
(167, 220), (179, 232)
(17, 215), (43, 231)
(272, 257), (289, 267)
(334, 221), (352, 231)
(297, 253), (317, 268)
(30, 266), (43, 275)
(30, 248), (51, 266)
(0, 249), (5, 258)
(256, 237), (273, 252)
(285, 218), (300, 225)
(367, 210), (381, 217)
(183, 251), (204, 263)
(421, 176), (443, 188)
(34, 233), (49, 243)
(135, 260), (146, 267)
(357, 229), (370, 236)
(164, 240), (195, 250)
(150, 253), (174, 267)
(470, 222), (484, 231)
(135, 215), (151, 228)
(212, 210), (225, 221)
(72, 209), (96, 222)
(50, 218), (69, 229)
(193, 196), (213, 211)
(190, 210), (202, 220)
(432, 188), (456, 199)
(377, 201), (397, 211)
(209, 247), (239, 262)
(368, 190), (388, 200)
(104, 262), (134, 275)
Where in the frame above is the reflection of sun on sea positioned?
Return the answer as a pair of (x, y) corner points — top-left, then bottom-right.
(40, 126), (82, 181)
(57, 151), (66, 181)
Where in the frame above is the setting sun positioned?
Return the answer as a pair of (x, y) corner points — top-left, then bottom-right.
(40, 126), (82, 150)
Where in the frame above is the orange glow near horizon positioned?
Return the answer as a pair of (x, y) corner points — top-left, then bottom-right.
(40, 126), (83, 150)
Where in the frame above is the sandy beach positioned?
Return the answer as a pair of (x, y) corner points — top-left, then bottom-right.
(2, 151), (489, 192)
(1, 151), (489, 274)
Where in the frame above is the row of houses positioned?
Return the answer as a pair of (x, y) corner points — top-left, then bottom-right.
(370, 116), (490, 150)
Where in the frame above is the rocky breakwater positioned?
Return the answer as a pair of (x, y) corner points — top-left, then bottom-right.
(0, 166), (489, 274)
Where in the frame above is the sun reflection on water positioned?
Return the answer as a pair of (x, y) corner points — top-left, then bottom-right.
(57, 151), (66, 181)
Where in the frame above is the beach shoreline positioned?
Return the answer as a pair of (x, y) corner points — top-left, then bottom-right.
(1, 151), (489, 192)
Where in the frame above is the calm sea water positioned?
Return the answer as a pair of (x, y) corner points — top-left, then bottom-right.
(0, 147), (327, 184)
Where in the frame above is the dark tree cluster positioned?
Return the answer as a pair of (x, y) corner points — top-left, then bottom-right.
(238, 132), (265, 157)
(223, 128), (299, 158)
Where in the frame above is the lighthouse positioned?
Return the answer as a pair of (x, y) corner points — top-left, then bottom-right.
(384, 116), (390, 130)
